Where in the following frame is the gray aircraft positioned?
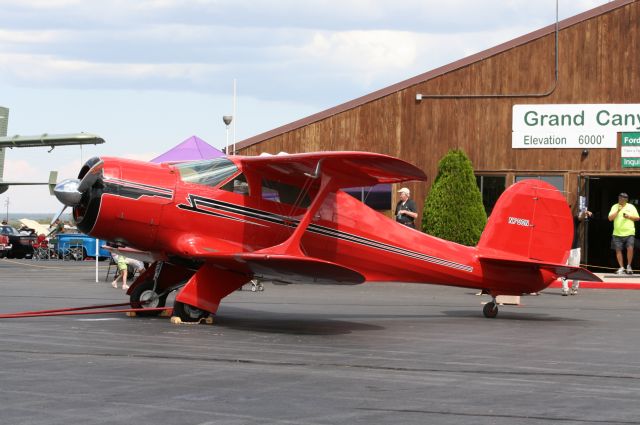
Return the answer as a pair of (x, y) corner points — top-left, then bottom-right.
(0, 106), (104, 194)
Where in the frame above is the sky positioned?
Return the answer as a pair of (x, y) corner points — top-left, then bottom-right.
(0, 0), (612, 214)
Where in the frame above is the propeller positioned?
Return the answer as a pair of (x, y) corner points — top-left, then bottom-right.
(50, 205), (68, 226)
(53, 165), (102, 207)
(53, 178), (82, 207)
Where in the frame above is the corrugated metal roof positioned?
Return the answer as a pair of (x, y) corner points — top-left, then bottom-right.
(236, 0), (636, 152)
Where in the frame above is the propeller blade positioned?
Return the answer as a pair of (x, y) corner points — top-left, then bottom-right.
(77, 170), (100, 193)
(50, 205), (68, 226)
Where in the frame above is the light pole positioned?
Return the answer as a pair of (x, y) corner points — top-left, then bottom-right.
(4, 197), (8, 223)
(223, 115), (233, 155)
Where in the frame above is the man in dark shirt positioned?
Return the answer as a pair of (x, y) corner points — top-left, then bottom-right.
(562, 208), (592, 295)
(395, 187), (418, 229)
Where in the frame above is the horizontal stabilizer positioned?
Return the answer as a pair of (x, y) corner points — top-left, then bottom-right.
(479, 255), (602, 282)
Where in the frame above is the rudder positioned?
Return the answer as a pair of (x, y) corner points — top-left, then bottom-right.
(477, 179), (572, 264)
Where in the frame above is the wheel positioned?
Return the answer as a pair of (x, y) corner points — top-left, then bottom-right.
(130, 280), (168, 317)
(173, 301), (209, 322)
(72, 247), (85, 261)
(483, 302), (499, 318)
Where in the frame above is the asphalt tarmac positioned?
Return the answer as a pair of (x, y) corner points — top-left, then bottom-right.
(1, 258), (640, 425)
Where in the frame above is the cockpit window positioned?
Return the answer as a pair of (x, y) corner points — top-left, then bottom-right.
(262, 179), (311, 208)
(174, 158), (238, 187)
(220, 173), (250, 195)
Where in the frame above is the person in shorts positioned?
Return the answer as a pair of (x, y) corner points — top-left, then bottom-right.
(608, 192), (639, 275)
(111, 254), (130, 290)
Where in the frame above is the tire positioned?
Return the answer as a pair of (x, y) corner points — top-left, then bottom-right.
(483, 302), (499, 318)
(173, 301), (209, 323)
(130, 280), (168, 317)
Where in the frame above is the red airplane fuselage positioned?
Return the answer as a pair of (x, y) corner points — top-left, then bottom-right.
(60, 152), (597, 320)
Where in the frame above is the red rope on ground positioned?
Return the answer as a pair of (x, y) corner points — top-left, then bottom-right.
(0, 303), (171, 319)
(1, 302), (132, 316)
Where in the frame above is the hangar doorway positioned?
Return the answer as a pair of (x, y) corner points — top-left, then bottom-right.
(584, 175), (640, 272)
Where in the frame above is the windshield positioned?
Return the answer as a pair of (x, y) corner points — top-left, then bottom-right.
(174, 158), (239, 187)
(0, 226), (19, 236)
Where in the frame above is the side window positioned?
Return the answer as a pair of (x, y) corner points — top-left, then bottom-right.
(220, 173), (250, 196)
(262, 179), (310, 208)
(343, 184), (392, 211)
(515, 175), (564, 192)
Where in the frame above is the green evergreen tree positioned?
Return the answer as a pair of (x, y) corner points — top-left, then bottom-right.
(422, 149), (487, 246)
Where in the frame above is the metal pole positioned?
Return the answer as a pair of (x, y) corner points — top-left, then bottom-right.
(95, 239), (99, 282)
(225, 125), (229, 156)
(232, 78), (237, 155)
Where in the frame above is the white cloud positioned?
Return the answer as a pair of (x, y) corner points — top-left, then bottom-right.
(302, 30), (417, 75)
(4, 159), (40, 180)
(0, 0), (615, 213)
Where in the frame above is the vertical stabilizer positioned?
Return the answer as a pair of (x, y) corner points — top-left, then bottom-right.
(477, 179), (572, 264)
(0, 106), (7, 180)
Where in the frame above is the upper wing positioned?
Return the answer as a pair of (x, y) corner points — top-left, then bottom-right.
(237, 151), (427, 187)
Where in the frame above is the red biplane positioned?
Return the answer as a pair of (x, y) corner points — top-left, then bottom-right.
(53, 152), (600, 321)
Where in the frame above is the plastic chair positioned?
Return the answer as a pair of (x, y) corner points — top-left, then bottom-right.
(105, 255), (118, 281)
(63, 239), (84, 261)
(32, 234), (50, 260)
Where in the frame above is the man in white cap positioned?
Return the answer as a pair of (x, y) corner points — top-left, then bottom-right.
(395, 187), (418, 228)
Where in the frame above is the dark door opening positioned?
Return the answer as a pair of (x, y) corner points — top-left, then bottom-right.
(584, 176), (640, 272)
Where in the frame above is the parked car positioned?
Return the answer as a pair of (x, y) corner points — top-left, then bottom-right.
(56, 233), (111, 260)
(0, 225), (35, 258)
(0, 234), (11, 258)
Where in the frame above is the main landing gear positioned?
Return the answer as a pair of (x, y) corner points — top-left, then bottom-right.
(482, 298), (499, 318)
(173, 301), (210, 323)
(129, 280), (169, 317)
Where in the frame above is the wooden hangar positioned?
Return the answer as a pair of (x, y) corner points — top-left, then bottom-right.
(234, 0), (640, 271)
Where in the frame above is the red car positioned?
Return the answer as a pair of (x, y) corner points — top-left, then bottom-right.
(0, 225), (35, 259)
(0, 233), (11, 258)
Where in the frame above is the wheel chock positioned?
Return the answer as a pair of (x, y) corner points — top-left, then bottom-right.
(169, 315), (214, 325)
(126, 311), (137, 317)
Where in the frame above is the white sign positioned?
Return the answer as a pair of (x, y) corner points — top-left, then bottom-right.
(621, 146), (640, 158)
(512, 104), (640, 149)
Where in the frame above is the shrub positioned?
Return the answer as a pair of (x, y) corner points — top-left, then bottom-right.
(422, 149), (487, 246)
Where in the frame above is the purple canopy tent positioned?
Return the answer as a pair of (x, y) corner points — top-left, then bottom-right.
(150, 135), (225, 163)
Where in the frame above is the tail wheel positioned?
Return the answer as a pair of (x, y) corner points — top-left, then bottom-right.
(130, 280), (168, 317)
(173, 301), (209, 322)
(483, 301), (499, 318)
